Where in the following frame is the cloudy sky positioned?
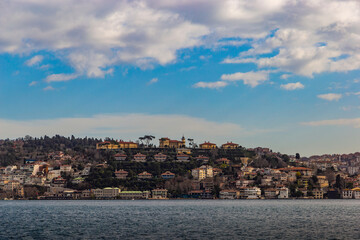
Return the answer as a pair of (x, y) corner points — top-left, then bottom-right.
(1, 0), (360, 156)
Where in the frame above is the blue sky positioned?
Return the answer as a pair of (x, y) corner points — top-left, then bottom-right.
(1, 0), (360, 156)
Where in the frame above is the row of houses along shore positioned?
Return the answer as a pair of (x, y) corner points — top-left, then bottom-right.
(2, 136), (360, 200)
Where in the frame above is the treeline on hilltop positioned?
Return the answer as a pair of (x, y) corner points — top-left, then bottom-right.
(0, 135), (102, 166)
(0, 135), (291, 170)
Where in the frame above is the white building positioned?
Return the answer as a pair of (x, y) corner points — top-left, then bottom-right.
(192, 165), (213, 180)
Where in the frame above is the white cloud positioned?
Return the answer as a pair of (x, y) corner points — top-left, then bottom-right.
(148, 78), (158, 85)
(45, 73), (79, 83)
(29, 81), (37, 86)
(43, 86), (55, 91)
(0, 113), (243, 141)
(280, 82), (304, 90)
(0, 1), (209, 78)
(193, 81), (228, 89)
(302, 118), (360, 128)
(317, 93), (342, 101)
(220, 70), (269, 87)
(1, 0), (360, 81)
(280, 74), (291, 80)
(25, 55), (43, 66)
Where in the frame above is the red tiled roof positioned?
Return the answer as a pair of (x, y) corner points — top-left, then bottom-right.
(200, 142), (216, 145)
(222, 142), (238, 146)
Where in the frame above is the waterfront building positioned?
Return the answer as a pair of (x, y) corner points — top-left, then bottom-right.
(199, 142), (217, 149)
(93, 188), (104, 199)
(103, 187), (120, 198)
(352, 188), (360, 199)
(221, 142), (239, 149)
(239, 187), (261, 199)
(188, 190), (213, 199)
(118, 191), (150, 199)
(278, 187), (289, 199)
(312, 189), (324, 199)
(342, 189), (353, 199)
(81, 189), (91, 199)
(219, 189), (240, 199)
(151, 189), (168, 199)
(264, 188), (279, 199)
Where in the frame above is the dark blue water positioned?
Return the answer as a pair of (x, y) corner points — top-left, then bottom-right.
(0, 200), (359, 239)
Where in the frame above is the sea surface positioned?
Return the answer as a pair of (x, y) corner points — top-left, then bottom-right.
(0, 199), (359, 239)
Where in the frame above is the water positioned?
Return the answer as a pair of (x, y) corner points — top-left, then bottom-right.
(0, 200), (359, 239)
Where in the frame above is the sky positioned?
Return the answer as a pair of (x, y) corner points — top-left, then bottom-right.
(1, 0), (360, 156)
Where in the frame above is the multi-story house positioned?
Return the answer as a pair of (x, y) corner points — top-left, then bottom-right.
(264, 188), (279, 199)
(278, 187), (289, 199)
(138, 171), (152, 179)
(151, 189), (168, 199)
(115, 170), (128, 179)
(60, 165), (72, 173)
(219, 189), (240, 199)
(159, 137), (185, 148)
(114, 153), (127, 161)
(221, 142), (239, 149)
(119, 191), (150, 199)
(239, 187), (261, 199)
(133, 153), (146, 162)
(161, 171), (175, 179)
(103, 187), (120, 198)
(216, 158), (230, 165)
(199, 142), (217, 149)
(196, 155), (209, 163)
(176, 153), (190, 162)
(192, 165), (213, 180)
(154, 153), (167, 162)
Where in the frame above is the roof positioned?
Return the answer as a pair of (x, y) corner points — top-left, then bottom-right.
(222, 142), (239, 146)
(138, 171), (152, 176)
(118, 141), (137, 144)
(277, 167), (313, 171)
(134, 153), (146, 156)
(200, 142), (216, 145)
(114, 153), (127, 157)
(115, 170), (128, 174)
(120, 191), (143, 193)
(161, 171), (175, 175)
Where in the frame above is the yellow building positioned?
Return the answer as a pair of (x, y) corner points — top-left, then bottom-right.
(199, 142), (217, 149)
(118, 141), (138, 149)
(96, 141), (119, 150)
(317, 176), (329, 188)
(159, 137), (185, 148)
(221, 142), (239, 149)
(96, 140), (138, 149)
